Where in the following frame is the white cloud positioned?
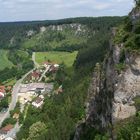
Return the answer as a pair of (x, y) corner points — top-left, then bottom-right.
(0, 0), (134, 22)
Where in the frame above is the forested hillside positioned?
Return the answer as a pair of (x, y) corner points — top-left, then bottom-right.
(0, 17), (122, 140)
(0, 17), (123, 83)
(71, 1), (140, 140)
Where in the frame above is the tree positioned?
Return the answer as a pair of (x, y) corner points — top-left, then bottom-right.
(27, 121), (47, 140)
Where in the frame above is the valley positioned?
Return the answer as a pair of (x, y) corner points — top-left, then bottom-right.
(1, 0), (140, 139)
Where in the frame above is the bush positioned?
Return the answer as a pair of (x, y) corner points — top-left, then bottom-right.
(115, 63), (126, 73)
(2, 117), (17, 127)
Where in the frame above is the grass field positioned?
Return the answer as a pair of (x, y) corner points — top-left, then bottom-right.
(0, 50), (13, 70)
(35, 51), (78, 67)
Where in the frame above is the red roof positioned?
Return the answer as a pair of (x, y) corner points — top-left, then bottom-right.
(0, 86), (5, 93)
(31, 72), (40, 78)
(1, 124), (13, 132)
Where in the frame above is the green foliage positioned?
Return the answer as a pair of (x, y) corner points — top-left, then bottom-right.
(0, 97), (9, 111)
(125, 34), (140, 50)
(75, 33), (109, 69)
(2, 117), (16, 127)
(55, 63), (67, 85)
(0, 50), (13, 70)
(120, 48), (126, 63)
(117, 116), (140, 140)
(27, 121), (47, 140)
(0, 17), (123, 51)
(114, 26), (128, 44)
(0, 17), (122, 140)
(124, 17), (133, 32)
(134, 96), (140, 111)
(134, 20), (140, 34)
(35, 51), (78, 67)
(10, 102), (20, 116)
(22, 28), (87, 52)
(115, 63), (126, 72)
(17, 71), (90, 140)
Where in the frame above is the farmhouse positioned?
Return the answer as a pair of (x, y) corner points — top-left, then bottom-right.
(0, 124), (13, 135)
(32, 95), (44, 108)
(31, 71), (41, 81)
(0, 86), (5, 98)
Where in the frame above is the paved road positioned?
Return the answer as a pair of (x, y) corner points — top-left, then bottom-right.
(32, 52), (40, 68)
(0, 69), (33, 127)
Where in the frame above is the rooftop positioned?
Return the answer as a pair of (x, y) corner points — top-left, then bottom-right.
(19, 83), (46, 93)
(0, 124), (13, 133)
(0, 86), (5, 93)
(34, 97), (43, 104)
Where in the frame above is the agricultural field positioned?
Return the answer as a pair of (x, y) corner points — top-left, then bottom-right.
(35, 51), (78, 67)
(0, 50), (13, 70)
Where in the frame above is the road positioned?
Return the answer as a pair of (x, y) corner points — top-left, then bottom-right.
(5, 123), (20, 139)
(0, 69), (33, 127)
(32, 52), (40, 68)
(39, 65), (50, 82)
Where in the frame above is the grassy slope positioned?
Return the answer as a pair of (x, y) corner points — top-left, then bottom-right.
(22, 27), (87, 50)
(35, 51), (78, 67)
(0, 50), (13, 70)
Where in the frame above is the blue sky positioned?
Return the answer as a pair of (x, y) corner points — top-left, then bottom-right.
(0, 0), (134, 22)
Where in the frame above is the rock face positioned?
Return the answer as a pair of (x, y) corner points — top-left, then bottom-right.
(74, 7), (140, 139)
(87, 37), (140, 123)
(74, 38), (140, 140)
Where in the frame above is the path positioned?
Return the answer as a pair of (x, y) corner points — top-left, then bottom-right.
(39, 65), (50, 82)
(32, 52), (40, 68)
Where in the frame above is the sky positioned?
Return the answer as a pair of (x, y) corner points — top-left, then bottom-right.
(0, 0), (134, 22)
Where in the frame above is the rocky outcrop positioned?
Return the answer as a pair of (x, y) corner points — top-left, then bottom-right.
(74, 38), (140, 140)
(74, 4), (140, 140)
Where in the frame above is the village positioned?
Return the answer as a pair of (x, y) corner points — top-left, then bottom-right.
(0, 61), (63, 140)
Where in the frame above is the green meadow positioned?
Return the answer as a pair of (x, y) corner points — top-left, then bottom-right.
(35, 51), (78, 67)
(0, 50), (13, 70)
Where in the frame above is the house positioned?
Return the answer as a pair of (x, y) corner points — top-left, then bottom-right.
(43, 61), (52, 67)
(31, 71), (41, 81)
(0, 92), (5, 98)
(0, 124), (13, 135)
(32, 96), (44, 108)
(0, 86), (5, 98)
(49, 65), (59, 73)
(19, 83), (46, 95)
(0, 86), (5, 93)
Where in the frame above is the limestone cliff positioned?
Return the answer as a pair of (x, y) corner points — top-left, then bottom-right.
(74, 4), (140, 140)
